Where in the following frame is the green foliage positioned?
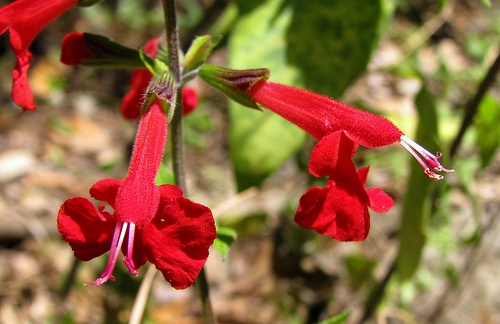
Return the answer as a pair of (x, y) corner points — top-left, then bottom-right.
(285, 0), (394, 98)
(228, 0), (391, 189)
(155, 163), (175, 185)
(480, 0), (492, 7)
(213, 226), (238, 259)
(184, 107), (215, 150)
(475, 94), (500, 168)
(228, 0), (306, 189)
(396, 86), (442, 280)
(344, 254), (377, 290)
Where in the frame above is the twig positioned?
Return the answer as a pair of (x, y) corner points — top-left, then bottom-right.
(400, 1), (456, 58)
(449, 50), (500, 158)
(129, 265), (158, 324)
(359, 261), (396, 323)
(55, 258), (81, 324)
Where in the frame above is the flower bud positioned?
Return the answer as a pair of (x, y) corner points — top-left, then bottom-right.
(199, 65), (269, 109)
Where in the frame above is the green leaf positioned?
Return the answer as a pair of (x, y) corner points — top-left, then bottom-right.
(155, 164), (175, 186)
(318, 312), (350, 324)
(213, 226), (238, 259)
(228, 0), (306, 190)
(396, 86), (442, 280)
(475, 94), (500, 168)
(480, 0), (491, 7)
(285, 0), (394, 98)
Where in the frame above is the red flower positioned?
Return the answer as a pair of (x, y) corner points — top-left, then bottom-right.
(57, 104), (216, 288)
(60, 34), (199, 119)
(0, 0), (77, 110)
(244, 80), (453, 241)
(246, 80), (453, 179)
(181, 86), (199, 116)
(119, 38), (160, 119)
(295, 131), (393, 241)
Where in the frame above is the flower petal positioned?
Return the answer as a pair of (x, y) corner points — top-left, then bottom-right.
(366, 188), (394, 213)
(140, 184), (216, 289)
(295, 182), (370, 241)
(356, 166), (394, 213)
(308, 131), (357, 178)
(11, 46), (36, 110)
(0, 0), (77, 110)
(90, 178), (122, 209)
(57, 197), (116, 261)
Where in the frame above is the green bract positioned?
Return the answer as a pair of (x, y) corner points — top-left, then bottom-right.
(183, 35), (222, 75)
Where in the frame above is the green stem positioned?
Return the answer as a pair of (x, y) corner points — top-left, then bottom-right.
(162, 1), (217, 323)
(163, 0), (181, 84)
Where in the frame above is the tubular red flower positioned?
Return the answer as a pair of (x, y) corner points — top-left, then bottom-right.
(57, 104), (216, 288)
(243, 79), (453, 241)
(246, 80), (454, 180)
(246, 80), (402, 147)
(0, 0), (77, 110)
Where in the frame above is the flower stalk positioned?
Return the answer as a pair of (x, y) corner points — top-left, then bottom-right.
(162, 0), (216, 323)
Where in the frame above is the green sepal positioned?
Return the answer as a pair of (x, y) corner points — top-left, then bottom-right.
(143, 71), (176, 120)
(183, 35), (222, 75)
(80, 33), (154, 69)
(154, 43), (170, 68)
(199, 65), (269, 109)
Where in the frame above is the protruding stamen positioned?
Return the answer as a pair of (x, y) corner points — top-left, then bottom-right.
(123, 222), (139, 276)
(400, 135), (454, 180)
(86, 222), (128, 286)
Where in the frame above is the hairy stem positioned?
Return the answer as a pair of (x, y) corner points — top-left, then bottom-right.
(163, 1), (217, 323)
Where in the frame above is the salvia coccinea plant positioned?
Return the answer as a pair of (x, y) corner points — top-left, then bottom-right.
(0, 0), (461, 322)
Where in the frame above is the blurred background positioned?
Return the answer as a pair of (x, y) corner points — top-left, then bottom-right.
(0, 0), (499, 323)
